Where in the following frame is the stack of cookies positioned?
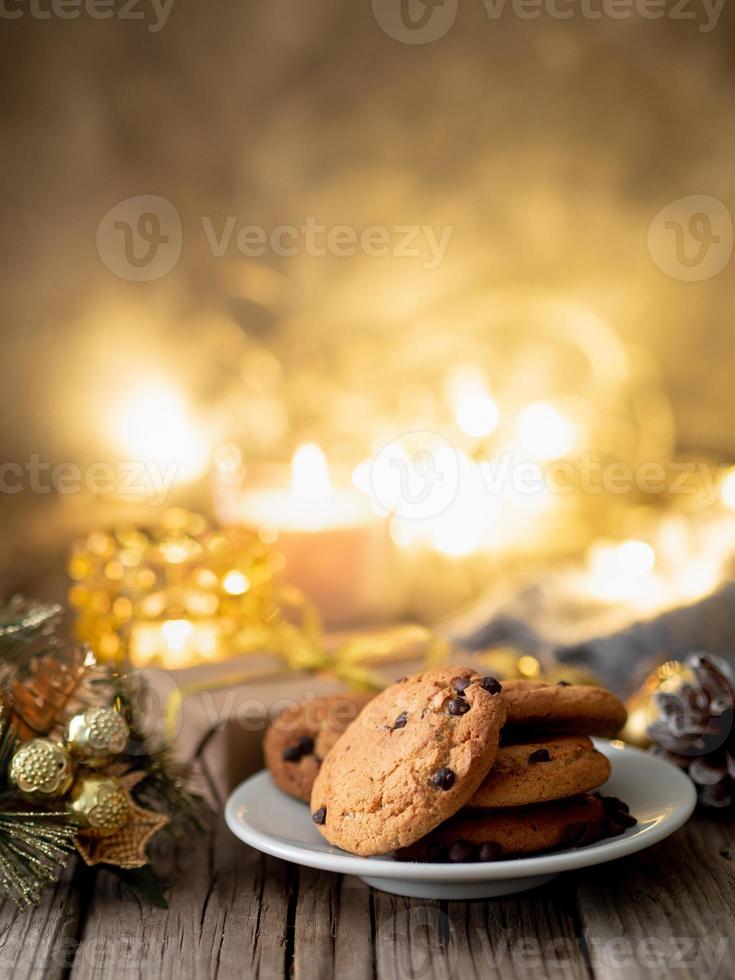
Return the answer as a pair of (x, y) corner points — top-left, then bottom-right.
(265, 667), (636, 861)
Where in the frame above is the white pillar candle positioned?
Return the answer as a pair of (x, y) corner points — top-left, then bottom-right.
(214, 444), (398, 626)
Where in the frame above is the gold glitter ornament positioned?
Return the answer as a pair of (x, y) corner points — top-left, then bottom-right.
(74, 774), (169, 868)
(65, 706), (130, 768)
(8, 738), (74, 800)
(68, 775), (129, 837)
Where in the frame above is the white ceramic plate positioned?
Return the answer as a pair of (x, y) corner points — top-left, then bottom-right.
(225, 740), (696, 900)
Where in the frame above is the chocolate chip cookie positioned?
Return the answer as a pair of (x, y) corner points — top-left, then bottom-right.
(310, 667), (507, 856)
(502, 681), (627, 736)
(397, 793), (637, 862)
(264, 693), (371, 802)
(468, 735), (611, 809)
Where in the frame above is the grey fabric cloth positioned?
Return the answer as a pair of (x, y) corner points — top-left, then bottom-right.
(463, 582), (735, 698)
(555, 583), (735, 696)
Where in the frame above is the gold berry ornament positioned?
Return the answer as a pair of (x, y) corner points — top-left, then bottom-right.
(68, 775), (129, 837)
(8, 738), (74, 800)
(65, 707), (130, 768)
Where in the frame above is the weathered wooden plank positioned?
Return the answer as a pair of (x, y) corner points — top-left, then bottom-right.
(206, 840), (293, 980)
(575, 818), (735, 980)
(333, 876), (374, 980)
(56, 805), (735, 980)
(0, 861), (82, 980)
(302, 872), (588, 980)
(443, 877), (590, 980)
(371, 884), (588, 980)
(292, 870), (373, 980)
(372, 891), (457, 980)
(68, 819), (292, 980)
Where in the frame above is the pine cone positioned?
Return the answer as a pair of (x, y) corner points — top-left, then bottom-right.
(648, 652), (735, 809)
(10, 648), (95, 741)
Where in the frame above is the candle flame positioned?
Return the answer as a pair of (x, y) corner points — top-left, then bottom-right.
(290, 443), (332, 529)
(291, 443), (331, 502)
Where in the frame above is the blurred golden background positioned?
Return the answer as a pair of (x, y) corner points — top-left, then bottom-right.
(2, 0), (735, 641)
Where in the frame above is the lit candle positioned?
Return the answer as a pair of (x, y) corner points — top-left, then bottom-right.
(214, 443), (397, 625)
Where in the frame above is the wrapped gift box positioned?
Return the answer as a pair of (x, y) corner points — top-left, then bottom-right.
(143, 632), (457, 800)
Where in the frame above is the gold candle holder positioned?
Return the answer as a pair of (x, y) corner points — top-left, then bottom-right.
(68, 508), (298, 669)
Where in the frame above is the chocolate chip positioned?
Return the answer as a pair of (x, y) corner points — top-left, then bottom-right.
(557, 680), (572, 687)
(604, 817), (627, 838)
(562, 822), (591, 847)
(581, 821), (608, 846)
(282, 745), (302, 762)
(448, 840), (476, 863)
(447, 697), (471, 716)
(397, 676), (408, 683)
(599, 797), (634, 828)
(312, 807), (327, 825)
(479, 676), (502, 695)
(478, 841), (502, 862)
(430, 767), (455, 790)
(451, 676), (472, 693)
(528, 748), (551, 763)
(392, 712), (408, 730)
(612, 810), (637, 830)
(297, 736), (315, 755)
(426, 842), (448, 863)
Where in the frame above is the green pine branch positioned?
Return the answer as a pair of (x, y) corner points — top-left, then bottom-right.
(0, 811), (78, 909)
(0, 597), (60, 638)
(0, 596), (63, 680)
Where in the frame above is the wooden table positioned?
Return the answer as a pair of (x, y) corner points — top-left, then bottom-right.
(2, 783), (733, 980)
